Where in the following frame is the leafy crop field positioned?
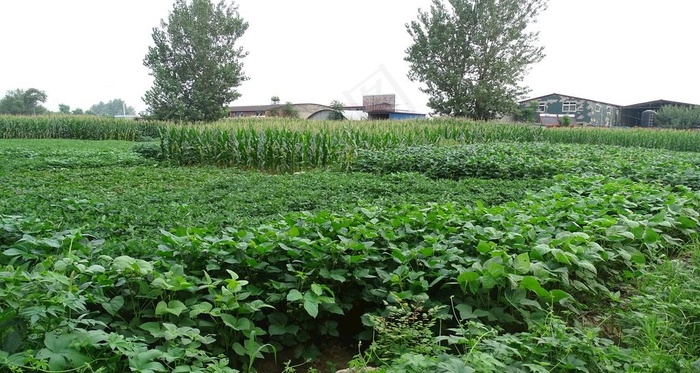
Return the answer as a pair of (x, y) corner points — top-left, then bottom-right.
(1, 120), (700, 372)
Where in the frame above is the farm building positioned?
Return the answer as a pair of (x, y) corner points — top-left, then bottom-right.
(363, 94), (426, 120)
(620, 99), (698, 127)
(520, 93), (620, 126)
(228, 94), (425, 121)
(228, 103), (341, 120)
(521, 93), (700, 127)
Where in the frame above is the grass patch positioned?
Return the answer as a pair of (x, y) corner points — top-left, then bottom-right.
(615, 242), (700, 370)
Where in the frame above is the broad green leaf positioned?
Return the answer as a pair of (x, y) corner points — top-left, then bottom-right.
(189, 302), (213, 317)
(549, 289), (572, 303)
(476, 241), (494, 254)
(513, 253), (530, 274)
(455, 303), (489, 320)
(643, 228), (660, 244)
(288, 226), (300, 238)
(286, 289), (303, 302)
(521, 276), (550, 298)
(166, 300), (187, 316)
(155, 301), (168, 316)
(102, 296), (124, 316)
(220, 314), (238, 330)
(232, 342), (246, 356)
(552, 250), (572, 265)
(303, 300), (319, 318)
(2, 248), (26, 257)
(576, 260), (597, 274)
(234, 317), (253, 331)
(269, 323), (287, 336)
(457, 271), (480, 293)
(154, 300), (186, 316)
(140, 322), (163, 337)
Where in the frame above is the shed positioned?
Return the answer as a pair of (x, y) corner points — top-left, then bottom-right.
(621, 99), (698, 127)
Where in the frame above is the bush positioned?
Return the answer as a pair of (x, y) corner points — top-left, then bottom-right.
(655, 105), (700, 129)
(131, 142), (162, 160)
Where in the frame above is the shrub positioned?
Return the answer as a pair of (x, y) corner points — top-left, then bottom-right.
(132, 142), (162, 160)
(655, 105), (700, 129)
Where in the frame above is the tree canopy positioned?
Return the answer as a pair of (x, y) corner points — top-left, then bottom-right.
(405, 0), (547, 120)
(90, 99), (136, 116)
(0, 88), (48, 115)
(328, 100), (345, 120)
(143, 0), (249, 122)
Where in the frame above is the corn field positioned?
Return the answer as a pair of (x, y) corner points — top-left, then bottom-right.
(159, 120), (545, 171)
(0, 115), (163, 141)
(540, 126), (700, 152)
(3, 115), (700, 172)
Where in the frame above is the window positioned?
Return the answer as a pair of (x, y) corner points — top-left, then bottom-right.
(255, 111), (264, 117)
(537, 102), (546, 112)
(595, 104), (601, 112)
(562, 101), (578, 113)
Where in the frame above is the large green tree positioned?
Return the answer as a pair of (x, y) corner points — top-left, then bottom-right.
(405, 0), (547, 120)
(0, 88), (48, 115)
(90, 99), (136, 116)
(143, 0), (249, 122)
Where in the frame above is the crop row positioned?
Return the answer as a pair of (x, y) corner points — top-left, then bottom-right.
(157, 125), (700, 171)
(352, 142), (700, 189)
(156, 122), (548, 171)
(0, 115), (163, 141)
(2, 175), (698, 371)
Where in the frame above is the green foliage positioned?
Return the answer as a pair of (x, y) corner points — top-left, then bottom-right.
(559, 115), (572, 127)
(156, 120), (700, 170)
(405, 0), (547, 119)
(655, 105), (700, 129)
(0, 88), (48, 115)
(0, 115), (163, 141)
(3, 172), (699, 371)
(132, 142), (163, 160)
(90, 98), (136, 116)
(616, 244), (700, 369)
(356, 309), (641, 373)
(143, 0), (249, 122)
(0, 226), (245, 372)
(515, 102), (539, 123)
(329, 100), (345, 121)
(281, 102), (299, 118)
(362, 300), (448, 363)
(3, 131), (700, 371)
(351, 142), (700, 189)
(157, 120), (545, 171)
(58, 104), (70, 114)
(0, 140), (544, 241)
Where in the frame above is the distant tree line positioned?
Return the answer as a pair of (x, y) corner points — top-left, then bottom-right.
(0, 89), (137, 117)
(0, 88), (48, 115)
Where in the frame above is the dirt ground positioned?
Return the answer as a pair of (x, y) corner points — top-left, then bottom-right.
(254, 341), (358, 373)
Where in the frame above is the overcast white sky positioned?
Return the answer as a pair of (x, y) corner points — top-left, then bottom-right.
(1, 0), (698, 114)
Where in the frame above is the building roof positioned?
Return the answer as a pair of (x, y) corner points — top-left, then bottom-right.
(521, 93), (620, 107)
(229, 104), (282, 112)
(622, 99), (698, 109)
